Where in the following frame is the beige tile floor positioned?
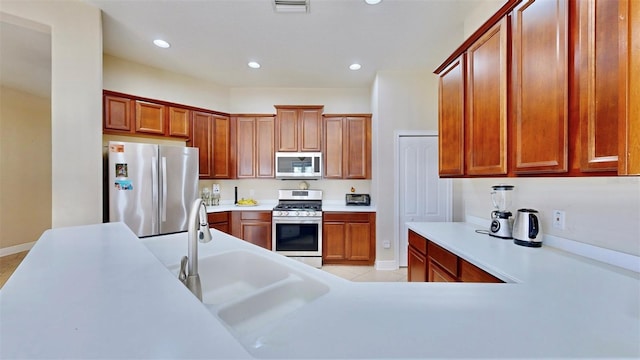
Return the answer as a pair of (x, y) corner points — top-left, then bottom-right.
(0, 252), (407, 289)
(321, 265), (407, 282)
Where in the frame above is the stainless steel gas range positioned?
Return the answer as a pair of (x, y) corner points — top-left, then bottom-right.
(272, 189), (323, 268)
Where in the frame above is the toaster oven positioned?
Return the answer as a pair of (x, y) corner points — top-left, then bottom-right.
(345, 193), (371, 206)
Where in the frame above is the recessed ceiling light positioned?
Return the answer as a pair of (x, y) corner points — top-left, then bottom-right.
(349, 63), (362, 71)
(153, 39), (170, 48)
(248, 61), (261, 69)
(365, 0), (382, 4)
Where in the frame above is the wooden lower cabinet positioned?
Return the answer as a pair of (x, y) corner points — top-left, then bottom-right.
(459, 259), (502, 283)
(231, 211), (272, 250)
(207, 212), (230, 234)
(407, 230), (503, 283)
(428, 261), (458, 283)
(323, 212), (375, 265)
(408, 230), (427, 282)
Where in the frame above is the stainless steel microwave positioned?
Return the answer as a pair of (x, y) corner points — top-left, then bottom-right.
(275, 152), (322, 180)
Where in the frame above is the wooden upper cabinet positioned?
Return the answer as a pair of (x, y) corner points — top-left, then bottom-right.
(323, 115), (371, 179)
(211, 115), (234, 179)
(104, 92), (189, 139)
(323, 117), (344, 178)
(344, 116), (371, 179)
(235, 115), (275, 178)
(135, 101), (166, 135)
(190, 112), (234, 179)
(190, 111), (213, 178)
(299, 108), (323, 151)
(511, 0), (569, 174)
(256, 117), (276, 177)
(466, 18), (508, 175)
(104, 95), (132, 132)
(620, 0), (640, 175)
(438, 56), (466, 177)
(275, 106), (323, 152)
(575, 0), (621, 172)
(168, 107), (190, 138)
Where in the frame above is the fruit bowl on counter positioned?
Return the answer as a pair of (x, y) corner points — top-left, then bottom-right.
(236, 198), (258, 207)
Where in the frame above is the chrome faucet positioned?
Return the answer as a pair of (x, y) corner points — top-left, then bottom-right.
(178, 198), (212, 301)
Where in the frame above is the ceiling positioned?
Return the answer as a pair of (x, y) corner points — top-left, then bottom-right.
(1, 0), (482, 96)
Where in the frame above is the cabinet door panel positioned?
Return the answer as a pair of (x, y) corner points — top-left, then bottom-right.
(323, 222), (346, 260)
(438, 56), (465, 176)
(256, 117), (275, 178)
(346, 222), (371, 261)
(241, 222), (271, 250)
(467, 18), (508, 175)
(135, 101), (165, 135)
(577, 0), (621, 172)
(104, 95), (132, 132)
(512, 0), (568, 173)
(212, 115), (233, 178)
(459, 259), (503, 283)
(299, 109), (322, 151)
(408, 246), (427, 282)
(428, 261), (457, 282)
(191, 112), (213, 178)
(323, 117), (344, 178)
(276, 109), (298, 151)
(168, 107), (190, 138)
(236, 117), (256, 178)
(344, 117), (371, 179)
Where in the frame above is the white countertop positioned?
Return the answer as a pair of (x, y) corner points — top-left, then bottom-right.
(1, 222), (638, 359)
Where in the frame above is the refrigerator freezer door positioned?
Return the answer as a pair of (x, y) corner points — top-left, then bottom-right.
(159, 145), (199, 234)
(109, 142), (158, 237)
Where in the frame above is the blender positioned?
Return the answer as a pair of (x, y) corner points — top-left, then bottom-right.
(489, 184), (515, 239)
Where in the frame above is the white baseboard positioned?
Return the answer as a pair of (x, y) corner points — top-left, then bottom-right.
(0, 242), (35, 257)
(464, 214), (639, 273)
(375, 260), (398, 271)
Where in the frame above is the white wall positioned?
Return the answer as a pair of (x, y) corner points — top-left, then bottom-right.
(0, 0), (103, 229)
(229, 88), (370, 114)
(372, 70), (439, 263)
(0, 87), (51, 250)
(104, 55), (230, 113)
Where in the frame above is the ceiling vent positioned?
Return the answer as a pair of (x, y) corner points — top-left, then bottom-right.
(273, 0), (309, 13)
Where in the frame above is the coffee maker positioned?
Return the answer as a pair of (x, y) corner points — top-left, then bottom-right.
(489, 184), (514, 239)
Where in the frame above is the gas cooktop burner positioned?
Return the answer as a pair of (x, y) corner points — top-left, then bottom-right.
(273, 203), (322, 211)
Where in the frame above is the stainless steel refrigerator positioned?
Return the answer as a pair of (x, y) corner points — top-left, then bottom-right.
(107, 141), (199, 237)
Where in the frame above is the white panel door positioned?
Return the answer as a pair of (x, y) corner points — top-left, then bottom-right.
(398, 135), (451, 266)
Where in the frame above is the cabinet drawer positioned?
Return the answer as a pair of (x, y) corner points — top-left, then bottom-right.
(323, 212), (371, 222)
(427, 241), (458, 277)
(408, 230), (427, 255)
(207, 212), (229, 224)
(459, 259), (503, 283)
(240, 211), (272, 221)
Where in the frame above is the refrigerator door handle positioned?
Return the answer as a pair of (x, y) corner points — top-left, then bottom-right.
(151, 157), (159, 231)
(161, 157), (168, 222)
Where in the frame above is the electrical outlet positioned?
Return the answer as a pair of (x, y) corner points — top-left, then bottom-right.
(383, 240), (391, 249)
(552, 210), (565, 230)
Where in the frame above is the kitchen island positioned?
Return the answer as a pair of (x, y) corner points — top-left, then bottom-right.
(1, 222), (638, 358)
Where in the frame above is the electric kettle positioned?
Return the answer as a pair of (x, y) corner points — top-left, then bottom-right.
(512, 209), (542, 247)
